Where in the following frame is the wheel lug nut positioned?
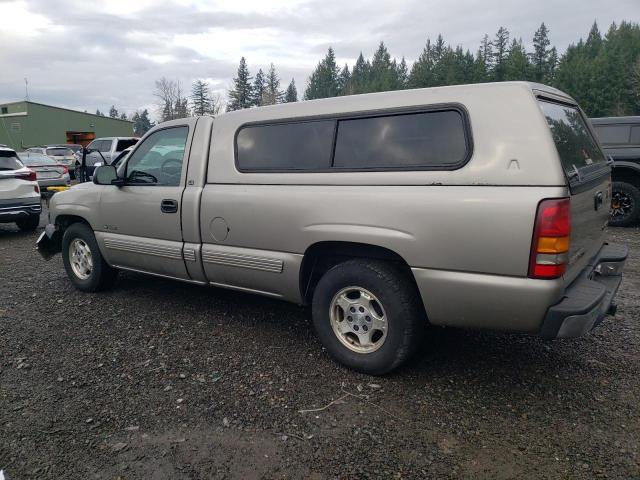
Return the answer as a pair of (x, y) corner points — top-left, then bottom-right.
(365, 316), (371, 321)
(350, 307), (355, 313)
(363, 325), (368, 332)
(359, 307), (364, 312)
(347, 316), (352, 321)
(353, 325), (359, 331)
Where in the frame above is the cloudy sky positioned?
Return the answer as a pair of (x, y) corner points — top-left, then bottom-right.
(0, 0), (637, 119)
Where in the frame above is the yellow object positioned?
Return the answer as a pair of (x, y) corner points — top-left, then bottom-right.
(46, 186), (70, 192)
(537, 236), (570, 253)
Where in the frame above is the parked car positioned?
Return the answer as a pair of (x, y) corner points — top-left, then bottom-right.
(27, 146), (76, 170)
(79, 137), (139, 178)
(38, 82), (627, 374)
(18, 151), (71, 191)
(590, 116), (640, 226)
(0, 146), (41, 231)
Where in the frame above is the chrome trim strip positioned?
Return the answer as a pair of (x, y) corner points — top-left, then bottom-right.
(104, 238), (183, 260)
(0, 205), (41, 212)
(183, 248), (197, 262)
(112, 264), (207, 285)
(202, 250), (283, 273)
(208, 281), (283, 298)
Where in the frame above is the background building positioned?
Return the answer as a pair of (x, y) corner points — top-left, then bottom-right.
(0, 101), (133, 150)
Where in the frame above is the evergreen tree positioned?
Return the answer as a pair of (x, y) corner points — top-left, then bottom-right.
(492, 27), (510, 81)
(120, 112), (128, 121)
(338, 64), (352, 95)
(505, 38), (531, 80)
(227, 57), (253, 111)
(191, 79), (212, 116)
(531, 22), (553, 83)
(284, 79), (298, 102)
(108, 105), (119, 118)
(262, 64), (284, 105)
(368, 42), (396, 92)
(95, 109), (104, 116)
(132, 109), (153, 136)
(351, 52), (370, 93)
(395, 57), (409, 89)
(480, 34), (494, 73)
(304, 47), (340, 99)
(252, 69), (266, 106)
(408, 39), (434, 88)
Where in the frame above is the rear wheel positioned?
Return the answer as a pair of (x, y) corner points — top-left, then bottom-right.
(16, 215), (40, 232)
(312, 259), (425, 375)
(610, 181), (640, 227)
(62, 223), (118, 292)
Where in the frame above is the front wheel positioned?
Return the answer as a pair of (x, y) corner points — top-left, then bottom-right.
(62, 223), (118, 292)
(312, 259), (425, 375)
(610, 181), (640, 227)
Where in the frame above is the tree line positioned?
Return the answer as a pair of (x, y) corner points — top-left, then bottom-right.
(227, 20), (640, 117)
(227, 59), (298, 111)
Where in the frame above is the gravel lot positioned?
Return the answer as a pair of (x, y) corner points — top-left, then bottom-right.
(1, 207), (639, 479)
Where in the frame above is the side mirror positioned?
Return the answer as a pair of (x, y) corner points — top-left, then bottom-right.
(93, 165), (122, 186)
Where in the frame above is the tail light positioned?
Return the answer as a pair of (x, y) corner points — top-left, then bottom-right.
(17, 169), (37, 182)
(528, 198), (571, 279)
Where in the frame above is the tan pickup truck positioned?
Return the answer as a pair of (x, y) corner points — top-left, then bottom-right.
(38, 82), (627, 374)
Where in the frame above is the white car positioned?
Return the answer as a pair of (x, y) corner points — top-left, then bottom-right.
(0, 146), (41, 231)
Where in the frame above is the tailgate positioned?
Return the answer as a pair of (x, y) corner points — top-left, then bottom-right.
(538, 99), (610, 283)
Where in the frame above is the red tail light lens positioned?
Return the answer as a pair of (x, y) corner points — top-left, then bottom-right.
(528, 198), (571, 279)
(18, 169), (38, 182)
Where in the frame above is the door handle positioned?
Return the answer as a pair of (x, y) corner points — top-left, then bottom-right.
(161, 199), (178, 213)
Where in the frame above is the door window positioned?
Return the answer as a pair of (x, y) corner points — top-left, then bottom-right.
(125, 127), (188, 186)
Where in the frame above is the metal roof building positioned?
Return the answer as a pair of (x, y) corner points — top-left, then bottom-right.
(0, 101), (134, 150)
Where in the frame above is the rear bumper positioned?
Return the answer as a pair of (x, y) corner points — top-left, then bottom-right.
(540, 243), (628, 338)
(0, 200), (41, 223)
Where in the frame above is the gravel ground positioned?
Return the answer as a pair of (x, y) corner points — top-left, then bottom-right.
(0, 208), (639, 479)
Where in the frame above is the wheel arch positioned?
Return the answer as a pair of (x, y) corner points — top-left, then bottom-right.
(612, 163), (640, 188)
(299, 240), (419, 306)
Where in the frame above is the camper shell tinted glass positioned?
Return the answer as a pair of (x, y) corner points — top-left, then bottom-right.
(235, 106), (471, 172)
(333, 110), (467, 169)
(236, 120), (334, 171)
(538, 100), (607, 182)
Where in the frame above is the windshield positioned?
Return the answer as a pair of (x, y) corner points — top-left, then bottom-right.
(538, 100), (606, 177)
(0, 150), (24, 170)
(46, 147), (73, 157)
(19, 153), (56, 166)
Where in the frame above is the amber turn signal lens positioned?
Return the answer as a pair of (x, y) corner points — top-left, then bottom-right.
(537, 236), (570, 254)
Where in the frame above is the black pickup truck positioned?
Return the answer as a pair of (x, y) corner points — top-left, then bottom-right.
(591, 116), (640, 226)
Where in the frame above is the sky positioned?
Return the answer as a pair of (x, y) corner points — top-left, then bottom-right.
(0, 0), (638, 120)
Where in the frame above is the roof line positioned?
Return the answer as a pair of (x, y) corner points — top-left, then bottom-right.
(0, 100), (134, 123)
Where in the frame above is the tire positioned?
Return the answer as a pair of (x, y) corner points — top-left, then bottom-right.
(16, 215), (40, 232)
(312, 259), (425, 375)
(62, 222), (118, 292)
(610, 181), (640, 227)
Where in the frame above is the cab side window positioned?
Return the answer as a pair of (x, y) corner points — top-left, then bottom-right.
(125, 127), (188, 186)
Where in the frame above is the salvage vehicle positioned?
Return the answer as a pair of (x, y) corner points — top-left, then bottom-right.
(590, 116), (640, 227)
(0, 146), (41, 231)
(38, 82), (627, 374)
(18, 152), (71, 192)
